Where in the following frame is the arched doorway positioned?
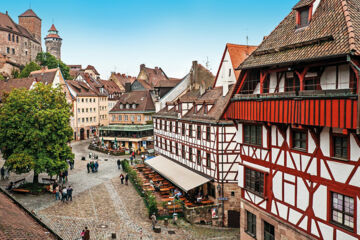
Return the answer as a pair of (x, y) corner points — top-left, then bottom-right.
(80, 128), (85, 140)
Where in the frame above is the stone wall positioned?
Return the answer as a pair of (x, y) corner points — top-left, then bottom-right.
(240, 200), (316, 240)
(184, 204), (218, 225)
(18, 16), (42, 43)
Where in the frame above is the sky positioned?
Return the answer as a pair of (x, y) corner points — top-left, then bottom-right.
(4, 0), (299, 79)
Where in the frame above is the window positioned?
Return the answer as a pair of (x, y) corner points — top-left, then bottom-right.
(86, 98), (88, 103)
(246, 211), (256, 237)
(89, 98), (92, 103)
(264, 221), (275, 240)
(176, 143), (179, 156)
(118, 115), (122, 121)
(112, 115), (116, 121)
(164, 140), (167, 150)
(16, 36), (19, 43)
(94, 108), (96, 112)
(292, 130), (307, 150)
(82, 118), (84, 123)
(132, 103), (136, 109)
(197, 150), (201, 165)
(207, 182), (216, 198)
(169, 141), (172, 153)
(12, 35), (14, 42)
(206, 153), (210, 167)
(331, 192), (354, 230)
(137, 115), (141, 121)
(125, 115), (128, 121)
(82, 98), (84, 103)
(8, 34), (10, 41)
(333, 135), (348, 159)
(182, 123), (185, 136)
(182, 145), (186, 159)
(78, 118), (80, 123)
(82, 108), (84, 113)
(77, 108), (80, 113)
(285, 73), (300, 92)
(90, 117), (92, 122)
(120, 104), (124, 109)
(245, 168), (264, 196)
(90, 108), (92, 113)
(298, 7), (310, 28)
(131, 115), (135, 122)
(86, 108), (88, 113)
(25, 50), (27, 55)
(229, 68), (231, 77)
(206, 126), (211, 141)
(94, 117), (96, 122)
(160, 120), (162, 130)
(164, 121), (167, 131)
(6, 47), (9, 54)
(86, 118), (88, 122)
(189, 147), (193, 161)
(175, 121), (178, 134)
(197, 125), (201, 139)
(244, 124), (262, 145)
(12, 48), (15, 54)
(189, 124), (193, 137)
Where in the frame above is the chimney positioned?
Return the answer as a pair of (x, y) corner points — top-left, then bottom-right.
(125, 82), (131, 92)
(155, 67), (158, 71)
(140, 64), (145, 71)
(190, 61), (198, 90)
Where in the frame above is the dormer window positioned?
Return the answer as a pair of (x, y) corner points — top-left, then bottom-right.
(132, 104), (136, 109)
(126, 104), (130, 109)
(120, 104), (124, 109)
(296, 7), (311, 28)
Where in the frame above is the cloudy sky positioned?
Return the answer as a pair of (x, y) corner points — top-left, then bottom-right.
(5, 0), (299, 79)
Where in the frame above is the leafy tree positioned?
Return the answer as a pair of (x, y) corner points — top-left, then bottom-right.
(0, 83), (74, 183)
(11, 69), (20, 79)
(0, 74), (4, 81)
(19, 61), (41, 78)
(36, 52), (71, 80)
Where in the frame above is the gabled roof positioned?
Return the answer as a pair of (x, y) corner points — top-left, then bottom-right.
(239, 0), (360, 70)
(29, 68), (58, 85)
(18, 9), (41, 20)
(75, 72), (107, 97)
(111, 73), (136, 86)
(154, 79), (182, 88)
(84, 65), (100, 76)
(0, 77), (35, 98)
(111, 90), (155, 112)
(138, 65), (169, 89)
(66, 80), (98, 97)
(100, 79), (122, 95)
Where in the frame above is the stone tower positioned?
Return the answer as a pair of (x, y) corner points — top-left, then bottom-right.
(45, 24), (62, 59)
(18, 9), (42, 43)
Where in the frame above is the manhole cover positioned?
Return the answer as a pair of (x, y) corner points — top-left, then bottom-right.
(98, 224), (108, 229)
(168, 230), (176, 234)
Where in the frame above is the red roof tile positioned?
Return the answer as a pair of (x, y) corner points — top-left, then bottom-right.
(111, 90), (155, 112)
(30, 68), (58, 85)
(84, 65), (100, 76)
(18, 9), (40, 20)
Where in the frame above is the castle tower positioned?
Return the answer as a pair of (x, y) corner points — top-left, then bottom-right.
(18, 9), (42, 43)
(45, 24), (62, 60)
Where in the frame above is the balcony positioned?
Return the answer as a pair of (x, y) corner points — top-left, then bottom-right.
(224, 89), (358, 130)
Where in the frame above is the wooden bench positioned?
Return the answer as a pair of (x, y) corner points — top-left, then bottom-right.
(11, 188), (30, 193)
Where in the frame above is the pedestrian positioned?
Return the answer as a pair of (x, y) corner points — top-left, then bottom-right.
(141, 154), (145, 163)
(59, 172), (63, 183)
(151, 213), (157, 229)
(67, 186), (73, 201)
(80, 229), (85, 239)
(83, 227), (90, 240)
(4, 168), (9, 180)
(120, 174), (124, 184)
(125, 174), (129, 185)
(0, 167), (4, 180)
(90, 162), (95, 173)
(70, 159), (74, 170)
(86, 162), (90, 173)
(62, 187), (67, 202)
(94, 161), (99, 172)
(117, 159), (121, 170)
(55, 185), (60, 200)
(130, 156), (133, 165)
(64, 170), (68, 182)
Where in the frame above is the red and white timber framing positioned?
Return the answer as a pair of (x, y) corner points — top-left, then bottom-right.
(153, 118), (240, 183)
(224, 59), (360, 239)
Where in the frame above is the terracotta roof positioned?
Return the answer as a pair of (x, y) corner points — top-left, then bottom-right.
(68, 65), (82, 69)
(240, 0), (360, 69)
(136, 79), (152, 90)
(111, 73), (136, 86)
(49, 24), (57, 31)
(156, 85), (235, 123)
(76, 72), (107, 97)
(18, 9), (41, 20)
(0, 77), (35, 101)
(293, 0), (315, 9)
(45, 33), (61, 39)
(84, 65), (100, 75)
(138, 65), (169, 88)
(100, 79), (122, 95)
(0, 192), (56, 239)
(154, 79), (182, 88)
(0, 12), (39, 43)
(66, 80), (98, 97)
(30, 68), (58, 86)
(111, 90), (155, 112)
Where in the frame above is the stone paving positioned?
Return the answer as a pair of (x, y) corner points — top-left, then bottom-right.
(0, 140), (240, 240)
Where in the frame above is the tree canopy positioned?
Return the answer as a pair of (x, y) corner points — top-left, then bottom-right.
(0, 83), (74, 182)
(36, 52), (71, 80)
(19, 61), (41, 78)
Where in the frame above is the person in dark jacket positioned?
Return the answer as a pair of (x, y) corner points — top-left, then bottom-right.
(125, 174), (129, 185)
(83, 227), (90, 240)
(117, 159), (121, 170)
(86, 162), (90, 173)
(0, 167), (4, 180)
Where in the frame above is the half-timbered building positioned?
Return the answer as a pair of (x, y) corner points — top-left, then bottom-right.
(153, 44), (256, 227)
(223, 0), (360, 239)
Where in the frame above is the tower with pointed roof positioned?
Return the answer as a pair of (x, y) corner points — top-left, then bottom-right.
(18, 9), (42, 43)
(45, 24), (62, 60)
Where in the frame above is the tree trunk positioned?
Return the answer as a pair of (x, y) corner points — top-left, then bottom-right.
(33, 173), (39, 184)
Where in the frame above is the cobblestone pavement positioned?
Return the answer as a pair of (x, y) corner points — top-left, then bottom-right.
(0, 140), (239, 240)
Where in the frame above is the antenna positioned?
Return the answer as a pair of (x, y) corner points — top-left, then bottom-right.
(246, 35), (249, 46)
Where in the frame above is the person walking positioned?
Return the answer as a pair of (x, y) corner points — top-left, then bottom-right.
(64, 170), (68, 182)
(67, 186), (73, 201)
(151, 213), (157, 229)
(83, 227), (90, 240)
(0, 167), (4, 180)
(125, 174), (129, 185)
(70, 159), (74, 170)
(86, 162), (90, 173)
(117, 159), (121, 170)
(94, 161), (99, 172)
(55, 185), (60, 200)
(62, 187), (67, 202)
(120, 174), (124, 184)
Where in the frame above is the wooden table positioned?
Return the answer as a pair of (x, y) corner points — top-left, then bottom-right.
(201, 200), (214, 205)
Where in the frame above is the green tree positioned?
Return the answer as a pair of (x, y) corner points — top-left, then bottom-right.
(19, 61), (41, 78)
(0, 74), (4, 81)
(0, 83), (74, 183)
(36, 52), (71, 80)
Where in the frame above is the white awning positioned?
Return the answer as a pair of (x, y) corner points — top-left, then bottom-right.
(145, 155), (212, 192)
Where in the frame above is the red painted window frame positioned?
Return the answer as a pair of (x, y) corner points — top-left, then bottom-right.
(327, 186), (357, 234)
(243, 166), (267, 198)
(290, 127), (308, 152)
(296, 5), (312, 28)
(330, 131), (351, 161)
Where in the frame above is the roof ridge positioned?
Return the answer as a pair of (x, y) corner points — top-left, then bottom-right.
(341, 0), (358, 54)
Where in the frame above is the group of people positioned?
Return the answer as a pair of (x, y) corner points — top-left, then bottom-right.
(52, 183), (73, 202)
(66, 159), (75, 170)
(86, 161), (99, 173)
(0, 166), (10, 180)
(58, 170), (69, 184)
(149, 179), (163, 192)
(119, 173), (129, 185)
(80, 226), (90, 240)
